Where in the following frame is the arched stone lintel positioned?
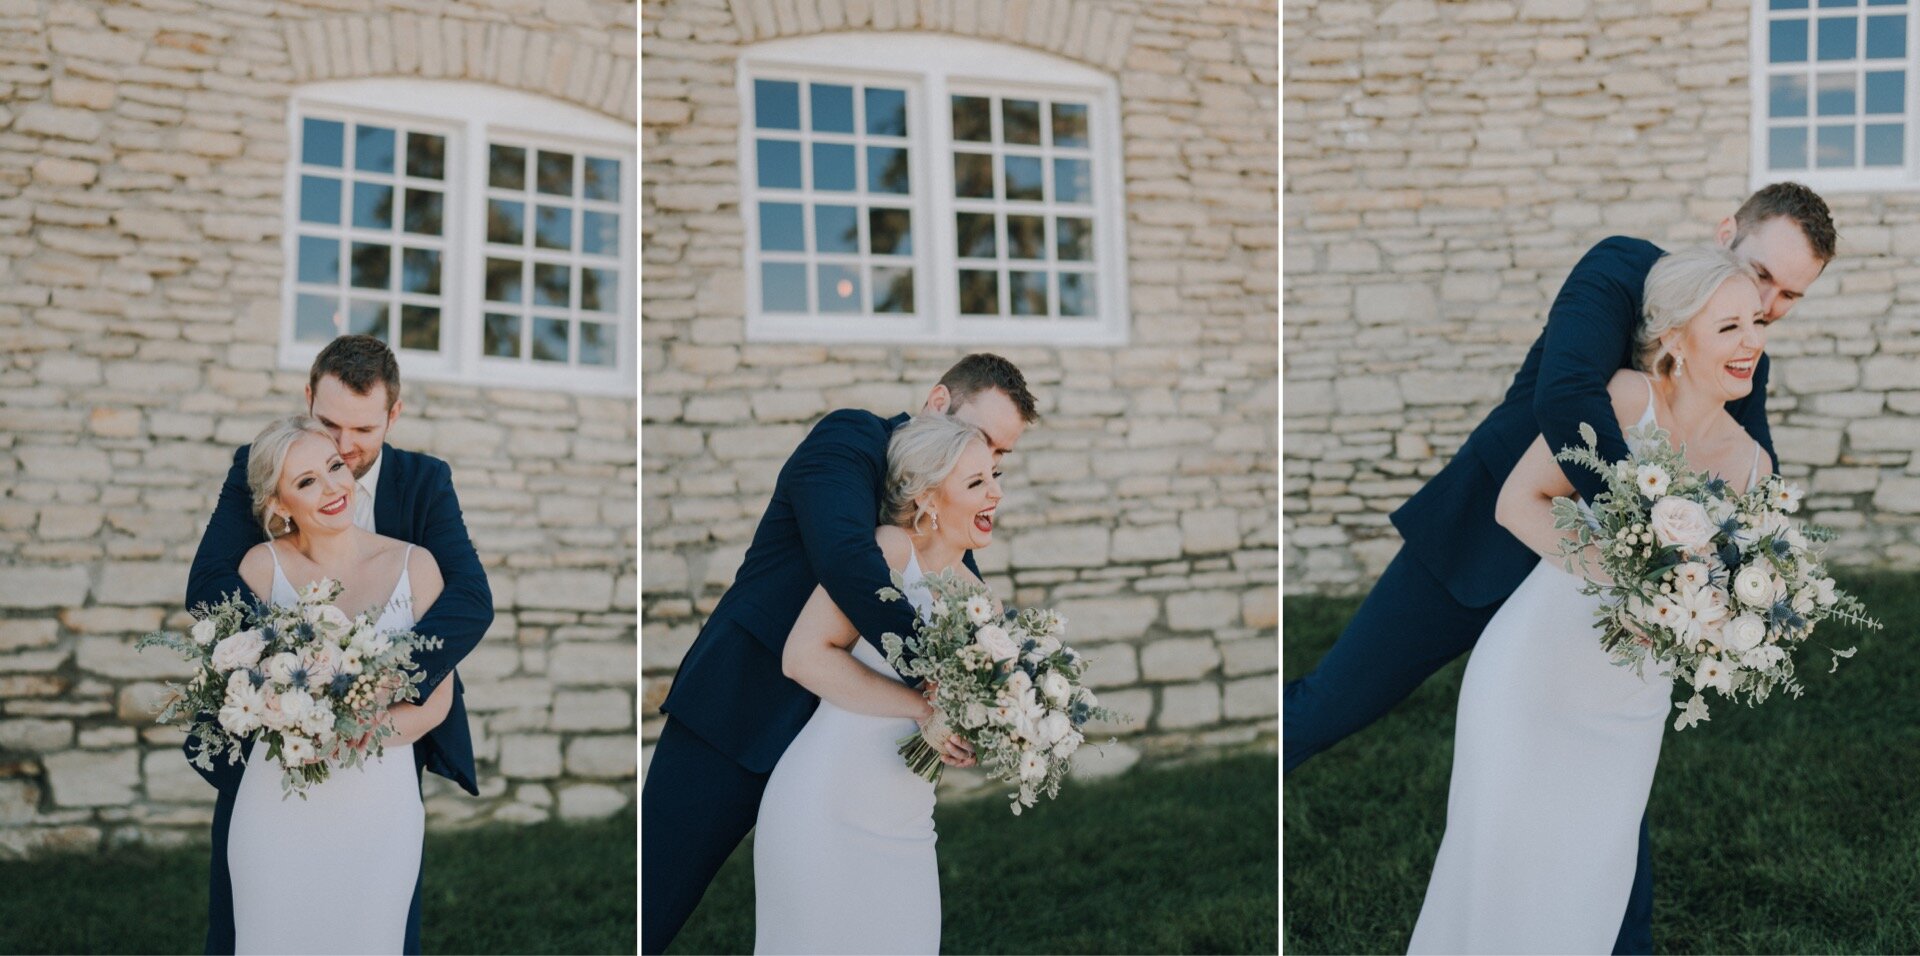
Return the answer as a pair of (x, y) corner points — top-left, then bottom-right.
(726, 0), (1135, 74)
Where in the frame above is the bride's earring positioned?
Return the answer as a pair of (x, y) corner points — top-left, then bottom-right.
(1675, 353), (1687, 376)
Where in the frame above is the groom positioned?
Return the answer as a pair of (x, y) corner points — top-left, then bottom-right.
(1285, 182), (1836, 952)
(641, 353), (1041, 955)
(183, 334), (493, 955)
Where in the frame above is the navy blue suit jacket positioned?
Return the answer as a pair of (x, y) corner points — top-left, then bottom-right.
(661, 409), (980, 775)
(183, 443), (492, 795)
(1392, 236), (1778, 608)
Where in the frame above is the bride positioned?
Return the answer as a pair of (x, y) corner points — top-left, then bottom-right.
(1410, 245), (1774, 954)
(753, 413), (999, 955)
(225, 416), (452, 954)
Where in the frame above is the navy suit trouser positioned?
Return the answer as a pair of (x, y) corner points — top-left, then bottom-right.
(1283, 548), (1654, 956)
(641, 716), (771, 955)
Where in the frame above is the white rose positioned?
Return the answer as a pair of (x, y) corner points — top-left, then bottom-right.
(1003, 669), (1033, 697)
(1636, 464), (1671, 498)
(1724, 614), (1768, 653)
(1034, 634), (1061, 658)
(1733, 565), (1777, 608)
(304, 603), (353, 639)
(1039, 670), (1072, 706)
(266, 652), (301, 686)
(974, 624), (1019, 661)
(1037, 711), (1073, 745)
(1815, 577), (1838, 607)
(1705, 495), (1737, 525)
(299, 698), (335, 738)
(210, 630), (266, 673)
(1053, 730), (1083, 757)
(226, 669), (254, 696)
(962, 702), (989, 729)
(965, 595), (994, 626)
(277, 689), (315, 724)
(190, 618), (220, 647)
(1649, 497), (1716, 552)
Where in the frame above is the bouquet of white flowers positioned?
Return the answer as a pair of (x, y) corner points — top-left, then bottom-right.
(1551, 421), (1880, 730)
(137, 580), (442, 797)
(878, 568), (1121, 815)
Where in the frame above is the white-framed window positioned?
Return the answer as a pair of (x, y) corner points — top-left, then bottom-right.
(283, 80), (635, 395)
(737, 34), (1130, 346)
(1752, 0), (1917, 192)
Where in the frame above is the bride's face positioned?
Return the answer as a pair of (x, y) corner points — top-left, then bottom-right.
(1666, 277), (1769, 403)
(271, 433), (356, 537)
(920, 439), (1002, 552)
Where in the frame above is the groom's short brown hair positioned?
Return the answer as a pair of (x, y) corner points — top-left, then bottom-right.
(939, 353), (1040, 424)
(309, 335), (401, 409)
(1734, 182), (1837, 263)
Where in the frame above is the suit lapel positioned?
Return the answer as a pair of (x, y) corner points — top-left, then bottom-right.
(374, 444), (404, 538)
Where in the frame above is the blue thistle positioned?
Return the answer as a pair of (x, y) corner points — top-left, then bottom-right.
(1717, 543), (1742, 568)
(294, 621), (316, 642)
(246, 668), (266, 689)
(329, 673), (356, 696)
(1770, 538), (1792, 557)
(1705, 477), (1728, 496)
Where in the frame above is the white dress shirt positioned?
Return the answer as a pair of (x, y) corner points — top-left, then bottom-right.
(352, 452), (382, 533)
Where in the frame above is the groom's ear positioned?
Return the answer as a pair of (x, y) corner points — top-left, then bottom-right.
(303, 384), (314, 410)
(924, 384), (951, 415)
(1714, 216), (1738, 247)
(387, 398), (403, 428)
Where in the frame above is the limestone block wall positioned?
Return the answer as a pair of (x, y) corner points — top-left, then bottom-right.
(1284, 0), (1920, 595)
(0, 0), (637, 857)
(640, 0), (1281, 781)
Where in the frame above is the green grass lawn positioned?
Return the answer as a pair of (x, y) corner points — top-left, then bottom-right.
(1282, 570), (1920, 954)
(668, 752), (1280, 955)
(0, 813), (636, 955)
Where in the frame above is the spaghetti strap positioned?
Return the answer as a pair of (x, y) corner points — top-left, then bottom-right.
(1747, 442), (1763, 490)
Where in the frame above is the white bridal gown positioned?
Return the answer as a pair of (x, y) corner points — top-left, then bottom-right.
(1410, 375), (1761, 955)
(228, 543), (423, 955)
(754, 550), (941, 955)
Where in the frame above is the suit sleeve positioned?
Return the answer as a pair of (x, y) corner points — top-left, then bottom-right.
(405, 458), (493, 698)
(785, 420), (923, 660)
(185, 446), (262, 612)
(1535, 244), (1639, 505)
(1732, 354), (1778, 464)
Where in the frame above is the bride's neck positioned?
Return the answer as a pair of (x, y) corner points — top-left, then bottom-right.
(907, 528), (965, 574)
(1653, 373), (1724, 441)
(278, 525), (367, 572)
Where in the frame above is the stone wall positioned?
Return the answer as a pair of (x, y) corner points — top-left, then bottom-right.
(640, 0), (1281, 785)
(0, 0), (637, 857)
(1284, 0), (1920, 594)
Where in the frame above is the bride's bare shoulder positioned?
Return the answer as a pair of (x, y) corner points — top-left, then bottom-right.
(1604, 368), (1653, 424)
(874, 524), (913, 573)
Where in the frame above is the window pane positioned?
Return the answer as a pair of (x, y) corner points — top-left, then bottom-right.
(581, 268), (617, 313)
(1057, 217), (1092, 261)
(535, 205), (573, 251)
(486, 258), (524, 304)
(1055, 158), (1091, 203)
(402, 248), (440, 295)
(811, 83), (854, 133)
(1865, 122), (1903, 165)
(959, 269), (998, 314)
(537, 150), (574, 196)
(1007, 215), (1044, 260)
(350, 242), (390, 289)
(1052, 103), (1089, 147)
(534, 263), (570, 307)
(1772, 0), (1809, 7)
(584, 157), (620, 201)
(580, 322), (615, 366)
(355, 125), (395, 173)
(532, 317), (569, 362)
(1771, 19), (1809, 63)
(1003, 99), (1041, 145)
(484, 312), (521, 357)
(818, 264), (861, 314)
(297, 235), (338, 285)
(1770, 126), (1810, 169)
(1816, 72), (1856, 115)
(954, 152), (994, 198)
(866, 87), (907, 136)
(1816, 123), (1855, 166)
(757, 139), (803, 189)
(956, 212), (996, 258)
(295, 293), (339, 342)
(1866, 14), (1905, 57)
(952, 95), (992, 142)
(303, 118), (344, 167)
(1866, 70), (1905, 113)
(1817, 17), (1857, 60)
(762, 262), (807, 312)
(403, 189), (442, 236)
(1004, 156), (1043, 201)
(347, 299), (388, 339)
(353, 182), (393, 230)
(812, 143), (856, 191)
(406, 132), (445, 180)
(490, 145), (527, 190)
(872, 266), (913, 313)
(756, 79), (801, 130)
(867, 146), (910, 194)
(1820, 0), (1858, 6)
(760, 202), (804, 252)
(583, 211), (619, 257)
(1059, 273), (1094, 317)
(489, 200), (525, 245)
(869, 208), (911, 256)
(1770, 75), (1809, 117)
(815, 204), (859, 254)
(300, 175), (341, 224)
(400, 305), (439, 351)
(1009, 271), (1048, 315)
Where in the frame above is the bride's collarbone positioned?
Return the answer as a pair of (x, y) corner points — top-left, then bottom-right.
(276, 540), (409, 616)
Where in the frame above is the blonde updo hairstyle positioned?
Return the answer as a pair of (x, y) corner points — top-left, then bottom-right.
(248, 415), (336, 538)
(1636, 245), (1760, 378)
(882, 414), (990, 533)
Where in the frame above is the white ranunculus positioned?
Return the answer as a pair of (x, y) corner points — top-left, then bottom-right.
(1053, 730), (1083, 757)
(190, 618), (220, 647)
(1733, 565), (1777, 608)
(965, 595), (994, 626)
(1037, 711), (1073, 745)
(1649, 497), (1716, 552)
(1636, 464), (1671, 498)
(1040, 669), (1072, 706)
(1003, 669), (1033, 698)
(1724, 614), (1768, 653)
(277, 689), (315, 724)
(266, 652), (301, 686)
(210, 630), (266, 673)
(299, 698), (335, 738)
(974, 624), (1019, 661)
(279, 734), (315, 768)
(1034, 634), (1061, 658)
